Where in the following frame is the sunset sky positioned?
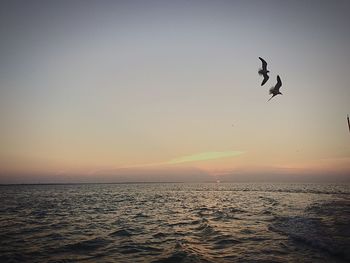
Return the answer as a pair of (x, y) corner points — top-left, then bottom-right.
(1, 0), (350, 183)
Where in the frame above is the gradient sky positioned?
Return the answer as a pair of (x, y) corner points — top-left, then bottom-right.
(1, 0), (350, 183)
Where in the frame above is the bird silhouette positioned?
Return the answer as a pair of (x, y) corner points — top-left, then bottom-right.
(347, 114), (350, 133)
(268, 75), (282, 101)
(258, 57), (270, 86)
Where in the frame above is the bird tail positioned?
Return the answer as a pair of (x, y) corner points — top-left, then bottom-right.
(268, 95), (274, 102)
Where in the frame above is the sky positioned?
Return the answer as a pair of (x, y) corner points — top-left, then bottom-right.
(1, 0), (350, 183)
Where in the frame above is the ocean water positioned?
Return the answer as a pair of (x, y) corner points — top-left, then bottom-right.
(0, 183), (349, 263)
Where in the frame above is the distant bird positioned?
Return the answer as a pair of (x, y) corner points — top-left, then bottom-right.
(258, 57), (270, 86)
(268, 75), (282, 101)
(347, 114), (350, 133)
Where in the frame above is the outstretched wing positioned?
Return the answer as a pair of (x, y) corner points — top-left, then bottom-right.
(261, 74), (269, 86)
(259, 57), (268, 70)
(275, 75), (282, 91)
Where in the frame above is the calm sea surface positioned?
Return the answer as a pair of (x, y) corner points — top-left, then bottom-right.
(0, 183), (349, 262)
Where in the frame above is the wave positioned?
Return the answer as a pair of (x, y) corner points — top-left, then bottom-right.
(109, 229), (132, 237)
(63, 237), (112, 253)
(151, 241), (213, 263)
(269, 215), (350, 261)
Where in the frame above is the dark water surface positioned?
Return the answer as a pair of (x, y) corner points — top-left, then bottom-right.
(0, 183), (349, 262)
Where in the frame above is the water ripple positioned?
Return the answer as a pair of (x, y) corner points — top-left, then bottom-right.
(0, 183), (349, 262)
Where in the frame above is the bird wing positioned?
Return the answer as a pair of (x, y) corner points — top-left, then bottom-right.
(261, 74), (269, 86)
(259, 57), (268, 70)
(275, 75), (282, 91)
(347, 114), (350, 132)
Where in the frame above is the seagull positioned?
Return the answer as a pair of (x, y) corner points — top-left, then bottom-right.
(268, 75), (282, 101)
(347, 114), (350, 133)
(258, 57), (270, 86)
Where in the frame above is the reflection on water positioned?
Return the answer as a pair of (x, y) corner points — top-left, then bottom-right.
(0, 183), (349, 262)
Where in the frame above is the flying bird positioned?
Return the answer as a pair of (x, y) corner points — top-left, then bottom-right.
(347, 114), (350, 133)
(268, 75), (283, 101)
(258, 57), (270, 86)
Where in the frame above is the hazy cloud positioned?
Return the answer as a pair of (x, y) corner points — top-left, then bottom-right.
(167, 151), (244, 165)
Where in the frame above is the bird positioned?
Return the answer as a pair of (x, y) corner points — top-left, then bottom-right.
(347, 114), (350, 133)
(268, 75), (282, 101)
(258, 57), (270, 86)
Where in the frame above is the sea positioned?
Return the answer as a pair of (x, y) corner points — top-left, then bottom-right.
(0, 183), (349, 263)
